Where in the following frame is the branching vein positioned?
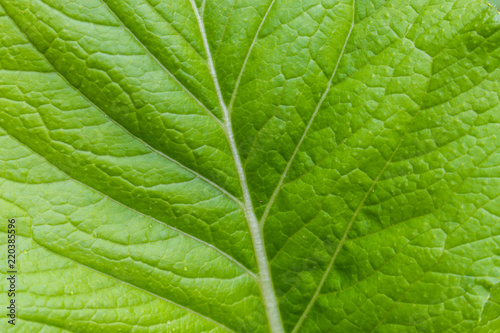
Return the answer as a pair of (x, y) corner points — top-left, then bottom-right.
(188, 1), (285, 332)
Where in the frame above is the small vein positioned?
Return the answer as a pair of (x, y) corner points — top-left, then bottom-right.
(0, 128), (257, 280)
(213, 0), (237, 59)
(0, 196), (31, 218)
(37, 0), (116, 28)
(477, 294), (491, 328)
(32, 239), (236, 333)
(143, 0), (206, 59)
(260, 0), (433, 227)
(260, 0), (356, 226)
(243, 80), (287, 168)
(369, 252), (446, 332)
(349, 131), (500, 243)
(1, 5), (242, 208)
(17, 317), (76, 333)
(97, 0), (223, 127)
(322, 189), (500, 301)
(228, 0), (277, 111)
(200, 0), (207, 18)
(291, 45), (432, 333)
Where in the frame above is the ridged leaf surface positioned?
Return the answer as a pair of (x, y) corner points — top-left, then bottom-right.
(0, 0), (499, 332)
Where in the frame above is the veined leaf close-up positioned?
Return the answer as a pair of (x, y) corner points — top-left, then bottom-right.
(0, 0), (500, 332)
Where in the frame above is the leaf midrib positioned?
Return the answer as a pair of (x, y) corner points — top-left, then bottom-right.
(0, 3), (261, 331)
(188, 1), (286, 332)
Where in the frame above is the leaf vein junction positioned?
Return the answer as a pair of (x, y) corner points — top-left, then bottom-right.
(1, 4), (243, 208)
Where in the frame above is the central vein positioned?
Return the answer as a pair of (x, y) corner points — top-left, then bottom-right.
(188, 1), (285, 332)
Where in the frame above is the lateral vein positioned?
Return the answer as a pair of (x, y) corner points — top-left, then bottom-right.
(98, 0), (223, 127)
(291, 50), (432, 333)
(188, 1), (285, 332)
(1, 4), (242, 208)
(0, 127), (256, 280)
(260, 1), (356, 227)
(143, 0), (206, 59)
(33, 239), (237, 333)
(228, 0), (277, 111)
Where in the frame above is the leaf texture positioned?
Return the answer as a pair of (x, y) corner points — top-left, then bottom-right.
(0, 0), (499, 332)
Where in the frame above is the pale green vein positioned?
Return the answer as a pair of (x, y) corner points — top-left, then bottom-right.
(98, 0), (223, 127)
(259, 0), (356, 227)
(0, 196), (32, 238)
(260, 0), (435, 228)
(213, 0), (237, 59)
(0, 128), (257, 280)
(200, 0), (207, 18)
(188, 1), (285, 332)
(228, 0), (277, 111)
(143, 0), (206, 59)
(274, 5), (435, 189)
(31, 238), (236, 333)
(318, 184), (500, 301)
(17, 317), (76, 333)
(1, 5), (243, 209)
(477, 294), (492, 328)
(0, 196), (31, 217)
(367, 205), (491, 333)
(290, 57), (432, 333)
(37, 0), (117, 27)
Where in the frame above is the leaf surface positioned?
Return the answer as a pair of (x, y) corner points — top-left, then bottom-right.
(0, 0), (499, 332)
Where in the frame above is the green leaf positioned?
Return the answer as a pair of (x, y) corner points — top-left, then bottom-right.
(489, 0), (500, 10)
(0, 0), (499, 332)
